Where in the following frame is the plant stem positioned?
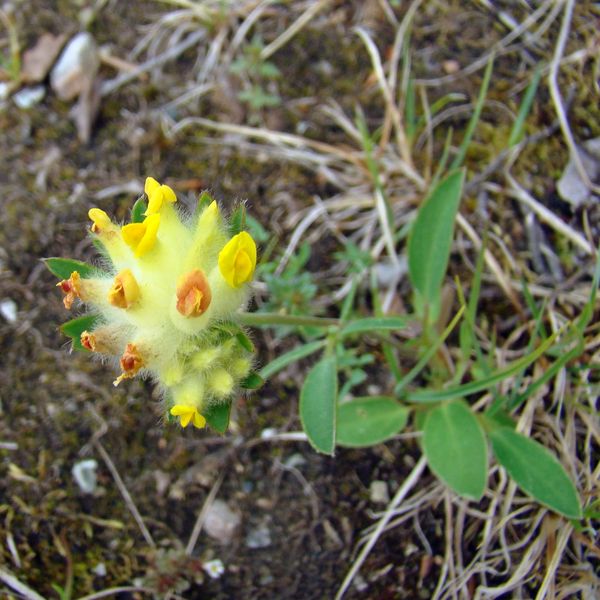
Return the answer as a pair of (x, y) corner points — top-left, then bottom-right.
(237, 312), (339, 328)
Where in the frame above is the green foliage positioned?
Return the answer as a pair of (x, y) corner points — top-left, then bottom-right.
(230, 34), (281, 113)
(258, 243), (319, 337)
(408, 169), (465, 316)
(44, 257), (101, 280)
(240, 371), (264, 390)
(131, 196), (147, 223)
(423, 399), (487, 500)
(489, 427), (581, 518)
(204, 400), (232, 434)
(259, 339), (326, 380)
(229, 203), (247, 236)
(336, 396), (409, 447)
(300, 354), (337, 455)
(60, 315), (99, 351)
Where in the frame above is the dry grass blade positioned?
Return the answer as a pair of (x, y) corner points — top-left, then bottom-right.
(0, 567), (45, 600)
(260, 0), (332, 60)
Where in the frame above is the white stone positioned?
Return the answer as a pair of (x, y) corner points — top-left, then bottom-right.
(72, 459), (98, 494)
(13, 86), (45, 109)
(0, 299), (17, 323)
(369, 480), (390, 504)
(50, 32), (99, 101)
(203, 499), (241, 544)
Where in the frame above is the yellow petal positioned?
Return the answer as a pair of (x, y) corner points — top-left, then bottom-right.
(192, 411), (206, 429)
(160, 184), (177, 204)
(218, 231), (257, 288)
(136, 214), (160, 256)
(144, 176), (160, 197)
(88, 208), (112, 233)
(107, 269), (140, 309)
(122, 222), (146, 247)
(122, 215), (160, 257)
(180, 410), (193, 428)
(144, 177), (177, 215)
(170, 405), (191, 417)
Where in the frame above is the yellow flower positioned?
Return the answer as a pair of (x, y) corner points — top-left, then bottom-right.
(176, 269), (212, 317)
(107, 269), (140, 309)
(122, 214), (160, 257)
(57, 271), (82, 309)
(144, 176), (177, 215)
(88, 208), (112, 233)
(218, 231), (257, 288)
(170, 404), (206, 429)
(113, 343), (144, 386)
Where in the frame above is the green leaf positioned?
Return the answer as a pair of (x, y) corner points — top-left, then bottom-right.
(198, 190), (214, 210)
(449, 54), (494, 170)
(489, 427), (581, 519)
(340, 316), (410, 337)
(259, 339), (326, 380)
(508, 65), (542, 147)
(204, 400), (232, 434)
(235, 331), (254, 353)
(229, 204), (247, 236)
(131, 196), (147, 223)
(44, 258), (99, 280)
(408, 169), (465, 309)
(60, 315), (99, 351)
(300, 355), (337, 455)
(336, 396), (409, 447)
(406, 331), (557, 403)
(422, 399), (487, 500)
(240, 371), (264, 390)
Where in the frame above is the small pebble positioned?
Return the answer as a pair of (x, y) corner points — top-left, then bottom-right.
(13, 86), (46, 109)
(0, 299), (17, 323)
(203, 499), (241, 544)
(0, 82), (11, 101)
(369, 480), (390, 504)
(245, 523), (272, 549)
(50, 32), (99, 101)
(92, 562), (107, 576)
(72, 459), (98, 494)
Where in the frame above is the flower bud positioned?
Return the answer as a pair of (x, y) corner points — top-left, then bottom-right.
(208, 368), (234, 398)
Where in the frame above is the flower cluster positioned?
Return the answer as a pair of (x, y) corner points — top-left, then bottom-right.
(52, 177), (257, 431)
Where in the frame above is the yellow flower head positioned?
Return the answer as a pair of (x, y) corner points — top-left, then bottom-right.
(122, 213), (160, 257)
(218, 231), (257, 288)
(88, 208), (112, 233)
(51, 177), (257, 435)
(170, 404), (206, 429)
(144, 176), (177, 215)
(108, 269), (140, 309)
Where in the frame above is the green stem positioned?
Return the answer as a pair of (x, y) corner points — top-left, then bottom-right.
(237, 312), (339, 328)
